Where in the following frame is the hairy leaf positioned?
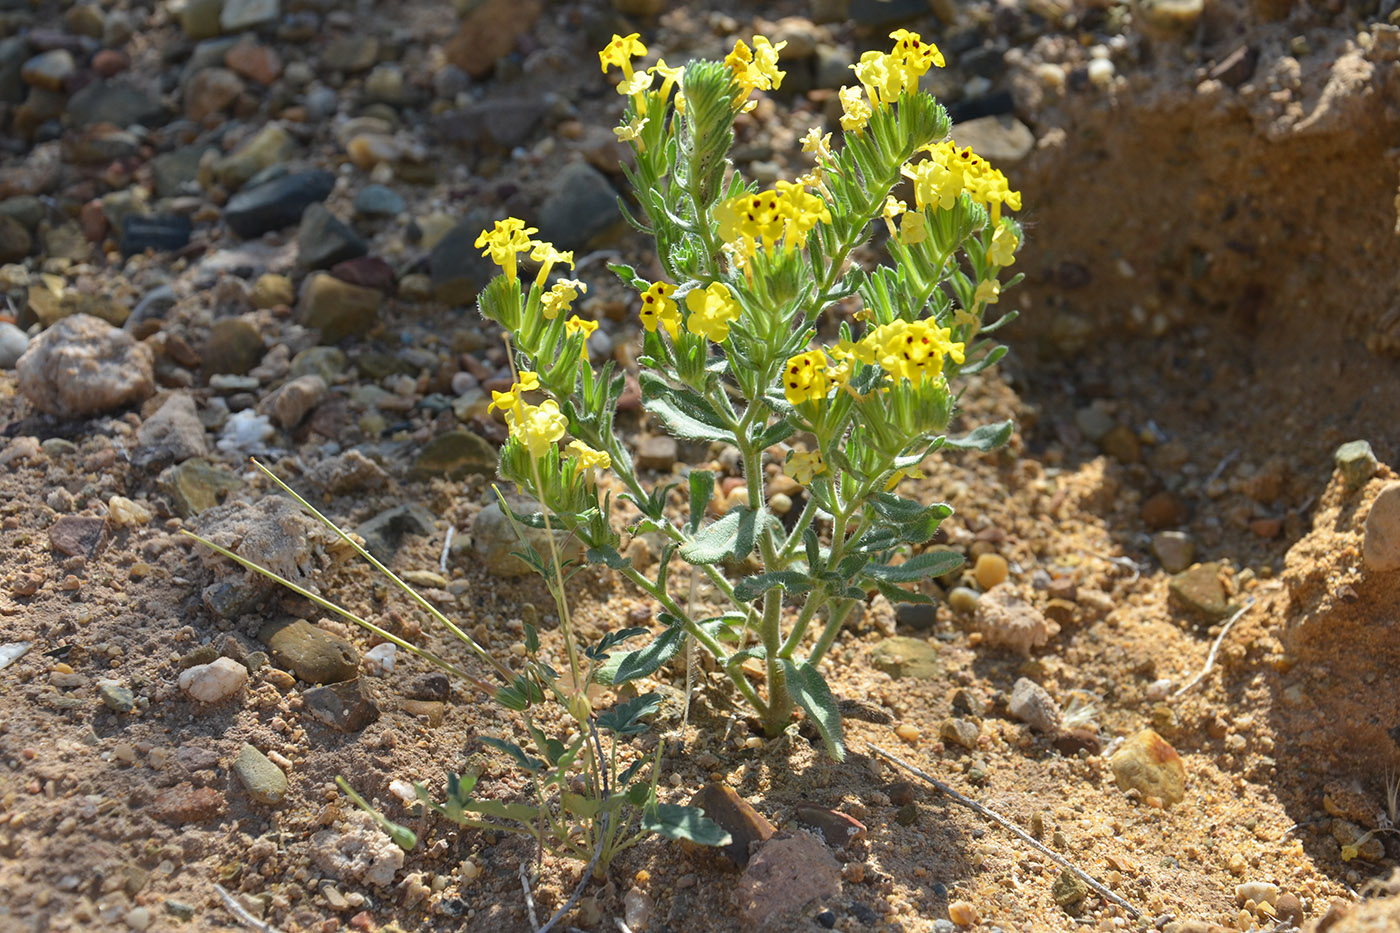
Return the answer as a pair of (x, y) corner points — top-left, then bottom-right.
(679, 506), (760, 565)
(732, 571), (811, 603)
(642, 803), (732, 847)
(781, 660), (846, 761)
(596, 692), (664, 735)
(943, 418), (1014, 450)
(864, 549), (965, 583)
(640, 372), (731, 442)
(613, 620), (687, 684)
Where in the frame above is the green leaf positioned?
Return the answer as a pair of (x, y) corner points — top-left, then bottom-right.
(943, 419), (1014, 451)
(642, 803), (732, 847)
(464, 798), (541, 824)
(750, 419), (795, 450)
(640, 372), (731, 442)
(869, 493), (953, 524)
(959, 344), (1009, 376)
(608, 262), (647, 291)
(586, 626), (650, 660)
(679, 506), (760, 565)
(478, 736), (546, 774)
(688, 470), (714, 534)
(614, 619), (687, 684)
(732, 571), (811, 603)
(523, 622), (539, 655)
(781, 660), (846, 761)
(562, 792), (604, 819)
(864, 549), (965, 583)
(596, 692), (664, 735)
(586, 545), (631, 570)
(872, 578), (934, 605)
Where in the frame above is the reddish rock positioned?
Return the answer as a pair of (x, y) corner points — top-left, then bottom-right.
(443, 0), (544, 78)
(80, 199), (108, 242)
(330, 255), (396, 294)
(689, 783), (775, 870)
(1250, 517), (1283, 539)
(184, 67), (244, 122)
(794, 803), (867, 850)
(735, 830), (842, 926)
(91, 50), (129, 77)
(48, 515), (107, 557)
(225, 41), (283, 85)
(1140, 490), (1188, 530)
(151, 782), (225, 824)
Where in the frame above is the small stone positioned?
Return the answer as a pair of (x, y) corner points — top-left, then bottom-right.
(151, 782), (225, 823)
(406, 672), (451, 701)
(203, 316), (264, 375)
(251, 273), (294, 309)
(443, 0), (543, 78)
(688, 782), (774, 870)
(121, 214), (192, 256)
(1274, 893), (1303, 925)
(471, 501), (584, 577)
(220, 0), (279, 31)
(975, 588), (1059, 655)
(234, 743), (288, 805)
(224, 170), (335, 238)
(1052, 869), (1089, 913)
(536, 161), (620, 250)
(356, 503), (435, 559)
(1168, 562), (1231, 621)
(894, 803), (918, 825)
(98, 680), (135, 712)
(947, 900), (981, 926)
(181, 0), (225, 39)
(948, 586), (979, 613)
(1334, 440), (1378, 489)
(1235, 881), (1279, 907)
(895, 723), (920, 743)
(1099, 424), (1140, 463)
(636, 435), (677, 471)
(1151, 530), (1195, 574)
(298, 203), (368, 270)
(364, 64), (403, 103)
(1363, 483), (1400, 572)
(940, 717), (980, 749)
(735, 829), (841, 926)
(322, 36), (379, 73)
(1141, 490), (1189, 530)
(870, 636), (941, 680)
(312, 448), (389, 496)
(266, 374), (326, 428)
(428, 211), (501, 304)
(1110, 729), (1186, 806)
(1136, 0), (1204, 35)
(136, 394), (208, 466)
(1052, 727), (1102, 757)
(178, 656), (249, 703)
(411, 430), (497, 479)
(214, 123), (296, 189)
(0, 215), (31, 262)
(18, 315), (154, 418)
(895, 602), (936, 630)
(184, 67), (243, 122)
(949, 115), (1034, 164)
(973, 553), (1008, 589)
(225, 40), (282, 85)
(353, 185), (404, 218)
(21, 50), (76, 92)
(48, 515), (106, 557)
(297, 273), (381, 342)
(158, 458), (241, 516)
(302, 679), (381, 732)
(125, 906), (152, 931)
(1007, 677), (1062, 733)
(259, 618), (360, 684)
(793, 803), (867, 849)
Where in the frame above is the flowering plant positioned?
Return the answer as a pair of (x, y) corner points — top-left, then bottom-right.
(478, 30), (1023, 760)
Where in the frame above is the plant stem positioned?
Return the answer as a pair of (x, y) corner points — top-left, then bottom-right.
(807, 599), (855, 668)
(759, 590), (790, 736)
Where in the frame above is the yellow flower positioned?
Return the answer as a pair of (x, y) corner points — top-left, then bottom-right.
(974, 279), (1000, 306)
(541, 278), (585, 320)
(564, 315), (599, 361)
(782, 350), (831, 406)
(566, 439), (611, 471)
(773, 180), (830, 250)
(639, 282), (680, 339)
(475, 218), (538, 282)
(900, 209), (927, 245)
(685, 282), (741, 342)
(988, 223), (1019, 267)
(801, 127), (833, 162)
(784, 448), (826, 485)
(838, 85), (871, 133)
(511, 400), (567, 459)
(487, 370), (540, 417)
(714, 183), (830, 256)
(650, 59), (684, 104)
(889, 29), (944, 85)
(851, 51), (902, 108)
(726, 35), (786, 111)
(614, 115), (649, 144)
(906, 142), (1022, 223)
(530, 240), (574, 290)
(599, 33), (646, 76)
(859, 319), (965, 384)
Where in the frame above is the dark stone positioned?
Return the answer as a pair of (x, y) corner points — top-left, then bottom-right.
(152, 146), (214, 198)
(436, 97), (547, 149)
(159, 458), (241, 516)
(894, 601), (936, 631)
(411, 430), (497, 480)
(1052, 727), (1103, 757)
(202, 579), (265, 620)
(202, 316), (264, 375)
(960, 45), (1008, 80)
(302, 678), (380, 732)
(428, 210), (496, 305)
(535, 161), (620, 251)
(1209, 45), (1259, 88)
(224, 170), (335, 238)
(258, 617), (360, 684)
(816, 910), (837, 929)
(121, 214), (192, 256)
(65, 81), (166, 128)
(48, 515), (106, 557)
(0, 36), (26, 105)
(330, 255), (395, 294)
(406, 672), (451, 701)
(945, 90), (1015, 124)
(848, 0), (927, 26)
(688, 782), (774, 870)
(355, 503), (436, 560)
(849, 903), (878, 924)
(794, 803), (867, 849)
(297, 202), (367, 270)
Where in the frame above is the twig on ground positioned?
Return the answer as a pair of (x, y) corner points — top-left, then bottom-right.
(1170, 597), (1255, 701)
(440, 526), (454, 574)
(1205, 448), (1240, 488)
(615, 921), (635, 933)
(520, 863), (541, 931)
(212, 883), (286, 933)
(868, 745), (1140, 920)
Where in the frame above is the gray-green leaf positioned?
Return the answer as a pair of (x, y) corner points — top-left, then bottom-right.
(782, 660), (846, 761)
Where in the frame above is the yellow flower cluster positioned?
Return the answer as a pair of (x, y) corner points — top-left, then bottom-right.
(838, 29), (943, 132)
(784, 448), (826, 485)
(566, 439), (611, 471)
(782, 350), (830, 406)
(488, 371), (568, 459)
(714, 181), (831, 258)
(541, 279), (585, 320)
(639, 282), (680, 339)
(987, 223), (1019, 267)
(475, 218), (537, 282)
(781, 318), (965, 408)
(685, 282), (741, 342)
(902, 142), (1022, 223)
(564, 315), (598, 361)
(725, 36), (786, 112)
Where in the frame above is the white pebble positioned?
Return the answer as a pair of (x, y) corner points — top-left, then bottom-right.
(363, 642), (397, 676)
(1146, 678), (1174, 700)
(389, 779), (417, 805)
(125, 906), (152, 931)
(1235, 881), (1280, 906)
(1037, 62), (1066, 90)
(1087, 58), (1115, 87)
(178, 656), (248, 703)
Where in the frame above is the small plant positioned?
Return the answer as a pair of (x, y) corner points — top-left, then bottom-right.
(475, 29), (1024, 759)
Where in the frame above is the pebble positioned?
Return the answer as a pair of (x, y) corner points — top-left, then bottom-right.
(159, 458), (241, 516)
(224, 169), (335, 238)
(234, 742), (288, 804)
(178, 656), (249, 703)
(220, 0), (279, 32)
(735, 830), (841, 926)
(895, 601), (936, 631)
(870, 636), (941, 680)
(428, 211), (501, 303)
(251, 273), (294, 309)
(225, 40), (282, 85)
(1334, 440), (1377, 489)
(635, 435), (678, 471)
(297, 203), (368, 270)
(0, 215), (31, 263)
(1167, 562), (1232, 621)
(362, 642), (396, 675)
(21, 50), (75, 92)
(1109, 728), (1186, 806)
(136, 393), (210, 467)
(181, 0), (224, 39)
(125, 906), (152, 931)
(1235, 881), (1279, 906)
(948, 586), (980, 612)
(67, 81), (166, 128)
(18, 314), (154, 418)
(471, 500), (584, 577)
(443, 0), (543, 78)
(1137, 0), (1205, 34)
(302, 678), (381, 732)
(98, 680), (136, 713)
(1007, 677), (1062, 733)
(688, 782), (774, 869)
(1363, 483), (1400, 572)
(1086, 57), (1115, 87)
(353, 184), (405, 218)
(203, 316), (265, 375)
(184, 66), (244, 122)
(1151, 530), (1195, 573)
(266, 374), (327, 428)
(973, 553), (1008, 589)
(411, 430), (497, 479)
(949, 114), (1034, 163)
(298, 272), (382, 342)
(1141, 490), (1189, 529)
(214, 123), (296, 189)
(0, 322), (30, 369)
(940, 717), (980, 749)
(322, 35), (379, 73)
(1274, 893), (1303, 925)
(356, 503), (435, 559)
(151, 782), (225, 823)
(895, 723), (920, 743)
(536, 161), (621, 250)
(947, 900), (980, 926)
(259, 618), (360, 684)
(121, 214), (193, 256)
(1052, 869), (1088, 914)
(793, 803), (867, 849)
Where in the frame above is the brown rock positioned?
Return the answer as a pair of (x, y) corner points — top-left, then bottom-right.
(184, 67), (244, 122)
(225, 41), (282, 85)
(689, 782), (775, 869)
(17, 314), (154, 418)
(1168, 562), (1232, 622)
(302, 679), (381, 732)
(1098, 424), (1140, 463)
(330, 255), (396, 294)
(793, 803), (867, 849)
(443, 0), (544, 78)
(91, 49), (129, 78)
(1140, 490), (1188, 530)
(298, 272), (381, 342)
(0, 215), (31, 262)
(1052, 727), (1102, 757)
(735, 829), (842, 926)
(1274, 892), (1303, 925)
(1109, 728), (1186, 806)
(48, 515), (107, 557)
(1250, 517), (1282, 539)
(151, 782), (225, 824)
